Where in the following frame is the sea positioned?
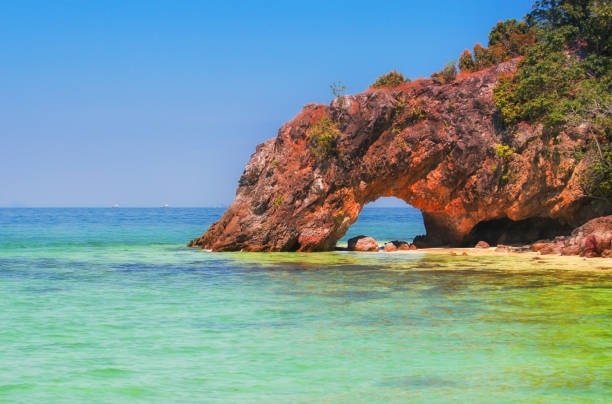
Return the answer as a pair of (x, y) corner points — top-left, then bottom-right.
(1, 207), (610, 403)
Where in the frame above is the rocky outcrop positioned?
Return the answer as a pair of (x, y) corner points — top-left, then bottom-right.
(532, 216), (612, 257)
(190, 60), (610, 252)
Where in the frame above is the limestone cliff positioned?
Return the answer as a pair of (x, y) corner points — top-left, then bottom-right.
(190, 60), (609, 251)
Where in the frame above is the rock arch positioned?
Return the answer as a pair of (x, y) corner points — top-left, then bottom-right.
(189, 61), (607, 252)
(339, 197), (424, 246)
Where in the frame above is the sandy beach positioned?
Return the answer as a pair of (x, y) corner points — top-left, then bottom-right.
(410, 247), (612, 271)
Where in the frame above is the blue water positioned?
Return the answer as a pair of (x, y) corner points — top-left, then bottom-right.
(0, 207), (610, 402)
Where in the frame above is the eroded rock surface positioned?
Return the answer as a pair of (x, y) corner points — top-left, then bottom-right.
(190, 61), (609, 251)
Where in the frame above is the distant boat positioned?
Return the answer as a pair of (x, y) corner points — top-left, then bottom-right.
(112, 203), (120, 208)
(162, 204), (169, 208)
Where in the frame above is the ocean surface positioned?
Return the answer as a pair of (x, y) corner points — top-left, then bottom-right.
(1, 207), (610, 402)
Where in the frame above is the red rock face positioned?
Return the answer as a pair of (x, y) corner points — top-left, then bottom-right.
(189, 60), (610, 252)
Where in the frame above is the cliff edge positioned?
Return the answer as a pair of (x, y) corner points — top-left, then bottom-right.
(189, 60), (609, 251)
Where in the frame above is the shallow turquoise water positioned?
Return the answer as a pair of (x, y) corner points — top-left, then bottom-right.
(1, 208), (610, 402)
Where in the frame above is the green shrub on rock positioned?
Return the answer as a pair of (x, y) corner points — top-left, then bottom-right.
(431, 61), (457, 84)
(307, 116), (340, 162)
(371, 70), (408, 88)
(459, 50), (476, 73)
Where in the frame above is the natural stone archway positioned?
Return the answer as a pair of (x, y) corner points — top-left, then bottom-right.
(189, 60), (609, 252)
(338, 197), (424, 247)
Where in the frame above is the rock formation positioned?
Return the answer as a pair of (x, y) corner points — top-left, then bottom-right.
(531, 215), (612, 258)
(347, 236), (379, 252)
(474, 241), (491, 249)
(190, 60), (610, 252)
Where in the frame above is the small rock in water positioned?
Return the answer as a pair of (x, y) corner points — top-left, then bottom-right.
(383, 242), (398, 252)
(348, 235), (379, 252)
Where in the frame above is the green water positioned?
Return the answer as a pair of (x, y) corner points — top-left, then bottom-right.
(0, 208), (610, 402)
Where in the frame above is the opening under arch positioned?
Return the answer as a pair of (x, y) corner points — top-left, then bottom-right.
(337, 197), (425, 249)
(466, 217), (573, 246)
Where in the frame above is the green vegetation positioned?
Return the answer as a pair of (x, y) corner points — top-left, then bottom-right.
(371, 70), (408, 88)
(488, 19), (536, 56)
(494, 143), (515, 184)
(459, 20), (536, 74)
(402, 99), (427, 124)
(273, 195), (284, 208)
(494, 143), (515, 159)
(459, 49), (476, 72)
(484, 0), (610, 202)
(431, 61), (457, 84)
(330, 81), (346, 99)
(491, 0), (610, 129)
(580, 137), (612, 202)
(390, 96), (427, 137)
(307, 116), (340, 162)
(395, 136), (409, 151)
(330, 81), (347, 111)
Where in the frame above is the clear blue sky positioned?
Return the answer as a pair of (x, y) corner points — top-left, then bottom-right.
(1, 0), (534, 207)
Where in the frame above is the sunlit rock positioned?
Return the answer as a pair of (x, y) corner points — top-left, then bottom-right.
(190, 60), (609, 252)
(348, 235), (379, 252)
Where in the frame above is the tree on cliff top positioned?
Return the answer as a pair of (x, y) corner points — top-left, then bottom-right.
(493, 0), (610, 127)
(493, 0), (611, 203)
(526, 0), (611, 56)
(459, 19), (536, 73)
(370, 70), (408, 88)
